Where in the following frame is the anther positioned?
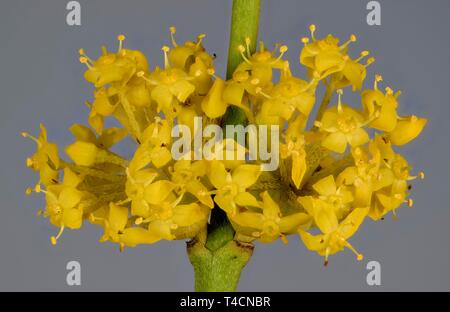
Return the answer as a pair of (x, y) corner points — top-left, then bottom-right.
(365, 57), (375, 67)
(419, 171), (425, 179)
(385, 87), (394, 95)
(301, 37), (310, 45)
(279, 45), (288, 53)
(26, 158), (33, 167)
(356, 50), (369, 62)
(50, 225), (65, 246)
(196, 34), (206, 48)
(25, 187), (33, 195)
(406, 198), (414, 207)
(169, 26), (177, 47)
(309, 24), (316, 40)
(117, 34), (125, 52)
(250, 78), (260, 85)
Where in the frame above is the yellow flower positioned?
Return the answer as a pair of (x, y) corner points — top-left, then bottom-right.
(280, 116), (307, 188)
(132, 119), (173, 169)
(370, 151), (423, 220)
(22, 124), (60, 186)
(300, 25), (355, 78)
(362, 75), (399, 132)
(36, 168), (93, 245)
(168, 27), (213, 71)
(125, 167), (158, 218)
(235, 39), (288, 87)
(388, 115), (427, 146)
(79, 35), (148, 88)
(69, 124), (127, 149)
(222, 70), (260, 108)
(207, 161), (261, 216)
(311, 175), (353, 220)
(231, 191), (310, 243)
(331, 56), (370, 91)
(100, 203), (160, 248)
(170, 160), (214, 208)
(146, 202), (210, 240)
(136, 47), (196, 118)
(315, 90), (369, 153)
(337, 146), (394, 207)
(298, 197), (367, 264)
(25, 26), (428, 263)
(256, 74), (318, 126)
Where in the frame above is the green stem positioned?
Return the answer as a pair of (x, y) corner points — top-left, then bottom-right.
(187, 0), (260, 292)
(313, 82), (335, 130)
(222, 0), (261, 127)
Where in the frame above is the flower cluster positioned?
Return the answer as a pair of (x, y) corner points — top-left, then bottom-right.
(24, 25), (426, 265)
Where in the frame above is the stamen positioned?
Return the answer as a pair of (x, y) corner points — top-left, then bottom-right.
(270, 45), (288, 64)
(337, 89), (344, 113)
(135, 217), (143, 225)
(374, 74), (383, 90)
(280, 234), (289, 245)
(309, 24), (317, 41)
(21, 132), (40, 145)
(313, 121), (323, 128)
(406, 198), (414, 207)
(365, 57), (375, 67)
(245, 37), (251, 58)
(26, 158), (33, 168)
(237, 45), (251, 64)
(171, 192), (185, 208)
(324, 246), (330, 267)
(79, 56), (93, 69)
(356, 50), (369, 62)
(385, 87), (394, 95)
(161, 46), (171, 69)
(259, 40), (265, 52)
(78, 48), (94, 65)
(119, 243), (125, 253)
(169, 26), (177, 47)
(300, 37), (310, 46)
(344, 239), (364, 261)
(115, 198), (132, 206)
(340, 34), (357, 50)
(117, 34), (125, 52)
(136, 71), (158, 85)
(255, 87), (272, 99)
(196, 34), (206, 48)
(50, 225), (65, 246)
(300, 72), (321, 92)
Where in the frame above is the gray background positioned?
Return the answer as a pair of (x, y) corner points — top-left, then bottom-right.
(1, 0), (449, 291)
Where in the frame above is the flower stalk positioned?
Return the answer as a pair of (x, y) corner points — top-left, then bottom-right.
(187, 0), (261, 292)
